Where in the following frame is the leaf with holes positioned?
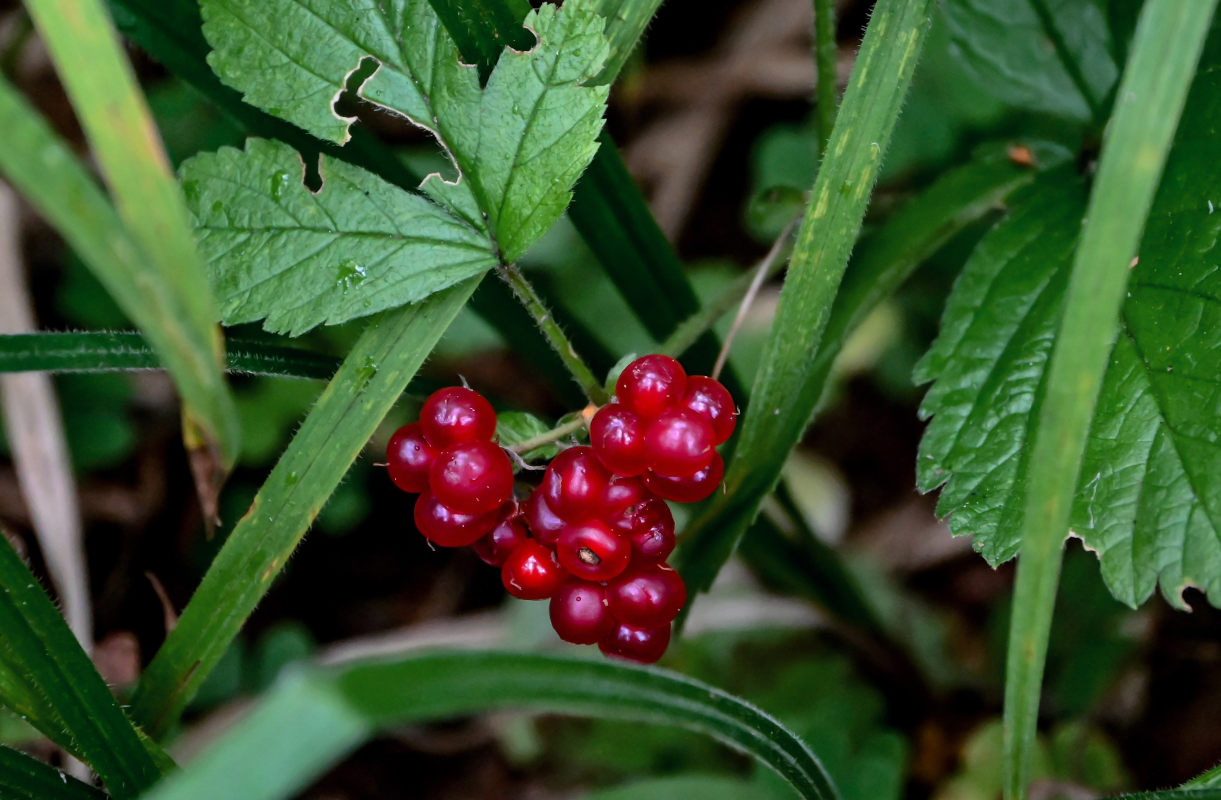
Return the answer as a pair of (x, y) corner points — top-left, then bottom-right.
(182, 139), (497, 335)
(195, 0), (608, 314)
(915, 43), (1221, 608)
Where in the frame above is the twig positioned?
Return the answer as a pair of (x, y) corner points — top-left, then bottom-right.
(496, 264), (609, 404)
(711, 219), (799, 379)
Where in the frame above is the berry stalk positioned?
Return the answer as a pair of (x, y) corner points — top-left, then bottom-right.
(496, 263), (610, 405)
(508, 413), (591, 456)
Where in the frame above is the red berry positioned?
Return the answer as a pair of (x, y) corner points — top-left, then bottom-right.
(598, 622), (671, 664)
(386, 423), (436, 493)
(413, 491), (501, 548)
(549, 580), (613, 644)
(681, 376), (737, 445)
(556, 520), (631, 582)
(541, 446), (611, 521)
(429, 439), (514, 514)
(606, 563), (686, 627)
(473, 507), (529, 567)
(643, 452), (724, 503)
(590, 405), (649, 476)
(502, 540), (566, 600)
(643, 409), (715, 477)
(616, 355), (687, 419)
(602, 477), (650, 531)
(419, 387), (496, 449)
(524, 488), (567, 546)
(627, 499), (676, 562)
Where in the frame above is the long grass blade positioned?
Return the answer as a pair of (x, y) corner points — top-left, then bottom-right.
(0, 745), (107, 800)
(141, 651), (840, 800)
(1001, 4), (1218, 798)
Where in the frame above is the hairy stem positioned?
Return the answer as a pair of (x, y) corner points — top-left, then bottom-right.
(508, 414), (591, 455)
(496, 264), (609, 404)
(814, 0), (839, 150)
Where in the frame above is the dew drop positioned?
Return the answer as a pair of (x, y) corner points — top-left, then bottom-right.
(335, 258), (367, 291)
(270, 170), (293, 201)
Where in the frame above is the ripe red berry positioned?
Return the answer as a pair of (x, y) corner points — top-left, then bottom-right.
(419, 386), (496, 449)
(643, 409), (715, 477)
(549, 580), (613, 644)
(606, 563), (687, 628)
(473, 507), (529, 567)
(616, 355), (687, 419)
(556, 520), (631, 582)
(386, 422), (436, 493)
(590, 405), (649, 476)
(541, 446), (611, 521)
(681, 376), (737, 445)
(643, 452), (724, 503)
(428, 439), (514, 514)
(602, 477), (649, 532)
(626, 499), (676, 562)
(502, 540), (566, 600)
(524, 488), (567, 546)
(598, 622), (671, 664)
(413, 491), (501, 548)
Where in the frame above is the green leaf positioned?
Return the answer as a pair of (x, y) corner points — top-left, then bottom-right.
(1105, 793), (1221, 800)
(183, 138), (497, 335)
(496, 410), (563, 462)
(585, 775), (771, 800)
(916, 25), (1221, 609)
(129, 280), (479, 738)
(673, 0), (939, 604)
(0, 531), (166, 797)
(201, 0), (609, 262)
(140, 651), (841, 800)
(0, 745), (107, 800)
(23, 0), (239, 467)
(940, 0), (1118, 122)
(0, 331), (340, 380)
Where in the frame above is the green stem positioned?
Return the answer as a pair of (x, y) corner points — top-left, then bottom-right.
(1000, 4), (1217, 798)
(496, 264), (609, 404)
(813, 0), (839, 150)
(508, 415), (589, 455)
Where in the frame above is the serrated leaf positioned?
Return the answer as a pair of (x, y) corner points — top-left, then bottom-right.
(940, 0), (1118, 121)
(496, 410), (561, 462)
(916, 44), (1221, 608)
(182, 138), (496, 335)
(201, 0), (608, 262)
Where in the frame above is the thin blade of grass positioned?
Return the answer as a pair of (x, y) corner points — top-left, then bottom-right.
(128, 279), (481, 739)
(141, 651), (840, 800)
(591, 0), (665, 85)
(672, 0), (938, 602)
(0, 531), (167, 797)
(24, 0), (237, 471)
(1001, 4), (1218, 798)
(0, 745), (107, 800)
(0, 332), (340, 380)
(1103, 793), (1221, 800)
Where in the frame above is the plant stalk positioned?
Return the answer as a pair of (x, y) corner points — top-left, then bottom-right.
(814, 0), (839, 150)
(496, 264), (610, 404)
(508, 414), (590, 455)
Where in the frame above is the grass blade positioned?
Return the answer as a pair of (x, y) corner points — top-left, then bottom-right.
(0, 531), (166, 797)
(673, 0), (938, 601)
(591, 0), (666, 84)
(23, 0), (237, 470)
(129, 280), (481, 739)
(0, 745), (107, 800)
(1001, 4), (1218, 798)
(142, 651), (840, 800)
(1103, 793), (1221, 800)
(0, 332), (341, 381)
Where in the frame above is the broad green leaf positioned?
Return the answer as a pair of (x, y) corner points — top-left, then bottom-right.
(201, 0), (609, 262)
(0, 531), (167, 796)
(182, 139), (497, 335)
(139, 651), (840, 800)
(940, 0), (1117, 122)
(130, 280), (479, 738)
(916, 28), (1221, 608)
(0, 745), (107, 800)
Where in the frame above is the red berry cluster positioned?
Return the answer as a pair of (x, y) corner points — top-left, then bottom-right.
(384, 356), (736, 664)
